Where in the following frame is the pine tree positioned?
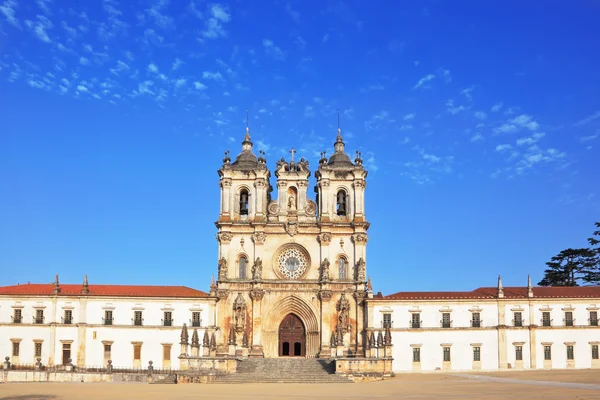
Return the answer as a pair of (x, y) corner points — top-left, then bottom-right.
(538, 248), (597, 286)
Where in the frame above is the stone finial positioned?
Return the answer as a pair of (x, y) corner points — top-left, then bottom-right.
(81, 274), (90, 295)
(202, 330), (210, 347)
(367, 276), (373, 292)
(180, 323), (189, 344)
(330, 331), (337, 347)
(106, 359), (113, 373)
(242, 330), (249, 348)
(369, 331), (376, 348)
(210, 332), (217, 349)
(147, 360), (154, 375)
(191, 329), (199, 347)
(527, 274), (534, 298)
(376, 331), (384, 347)
(384, 327), (392, 345)
(53, 274), (61, 295)
(497, 275), (504, 298)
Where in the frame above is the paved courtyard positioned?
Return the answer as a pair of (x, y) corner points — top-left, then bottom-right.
(1, 370), (599, 400)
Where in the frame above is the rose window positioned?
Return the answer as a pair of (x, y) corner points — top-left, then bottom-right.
(277, 248), (308, 279)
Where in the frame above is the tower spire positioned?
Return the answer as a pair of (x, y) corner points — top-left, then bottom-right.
(336, 109), (342, 142)
(245, 109), (250, 141)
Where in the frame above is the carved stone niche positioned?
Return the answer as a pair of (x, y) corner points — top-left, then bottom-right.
(233, 293), (247, 333)
(217, 232), (233, 244)
(318, 233), (332, 245)
(336, 294), (351, 334)
(252, 232), (266, 245)
(318, 290), (333, 302)
(351, 233), (368, 244)
(249, 289), (265, 301)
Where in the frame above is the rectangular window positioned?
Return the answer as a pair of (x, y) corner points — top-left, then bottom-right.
(443, 347), (451, 362)
(590, 311), (598, 326)
(592, 345), (599, 360)
(514, 312), (522, 327)
(515, 345), (523, 361)
(62, 343), (71, 365)
(64, 310), (73, 324)
(134, 311), (143, 326)
(383, 313), (392, 329)
(34, 342), (42, 358)
(13, 309), (22, 323)
(442, 313), (451, 328)
(473, 346), (481, 361)
(12, 342), (20, 357)
(163, 344), (171, 361)
(544, 345), (552, 360)
(566, 345), (574, 360)
(104, 310), (113, 325)
(411, 313), (421, 329)
(412, 347), (420, 362)
(35, 309), (44, 324)
(192, 312), (201, 327)
(565, 311), (573, 327)
(471, 312), (481, 328)
(133, 344), (141, 360)
(542, 311), (551, 327)
(163, 311), (172, 327)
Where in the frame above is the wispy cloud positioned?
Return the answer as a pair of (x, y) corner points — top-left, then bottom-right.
(25, 15), (53, 43)
(201, 3), (230, 39)
(574, 110), (600, 126)
(171, 58), (183, 71)
(403, 113), (415, 121)
(491, 102), (503, 112)
(446, 99), (465, 115)
(474, 111), (487, 120)
(202, 71), (224, 81)
(1, 0), (20, 27)
(262, 38), (285, 60)
(285, 2), (300, 23)
(516, 132), (545, 146)
(413, 73), (435, 89)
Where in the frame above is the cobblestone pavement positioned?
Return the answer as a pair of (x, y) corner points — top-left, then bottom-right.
(1, 371), (599, 400)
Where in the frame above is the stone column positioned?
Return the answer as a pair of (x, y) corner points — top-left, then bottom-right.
(77, 297), (88, 367)
(354, 291), (367, 356)
(254, 179), (266, 219)
(497, 300), (508, 370)
(320, 180), (331, 220)
(528, 302), (537, 369)
(318, 290), (333, 357)
(49, 297), (57, 365)
(353, 179), (366, 220)
(249, 289), (265, 357)
(221, 179), (232, 218)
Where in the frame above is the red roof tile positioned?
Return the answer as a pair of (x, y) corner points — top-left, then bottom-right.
(0, 283), (209, 298)
(378, 286), (600, 301)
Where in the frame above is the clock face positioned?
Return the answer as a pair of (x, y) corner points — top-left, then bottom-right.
(278, 248), (308, 279)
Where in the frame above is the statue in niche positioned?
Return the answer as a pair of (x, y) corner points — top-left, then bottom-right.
(356, 257), (366, 282)
(233, 293), (246, 332)
(288, 195), (297, 211)
(218, 258), (228, 280)
(320, 258), (330, 281)
(336, 293), (350, 333)
(252, 257), (263, 280)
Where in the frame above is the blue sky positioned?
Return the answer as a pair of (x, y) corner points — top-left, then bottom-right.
(1, 0), (599, 294)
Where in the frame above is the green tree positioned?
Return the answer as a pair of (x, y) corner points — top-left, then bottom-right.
(538, 248), (597, 286)
(586, 221), (600, 283)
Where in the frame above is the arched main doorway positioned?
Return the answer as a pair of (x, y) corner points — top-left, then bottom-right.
(278, 313), (306, 357)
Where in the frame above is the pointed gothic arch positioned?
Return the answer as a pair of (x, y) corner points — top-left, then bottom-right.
(262, 295), (319, 358)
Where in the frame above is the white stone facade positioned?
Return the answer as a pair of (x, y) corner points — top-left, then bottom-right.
(1, 128), (599, 373)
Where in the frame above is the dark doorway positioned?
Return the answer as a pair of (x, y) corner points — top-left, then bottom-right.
(62, 343), (71, 365)
(278, 313), (306, 357)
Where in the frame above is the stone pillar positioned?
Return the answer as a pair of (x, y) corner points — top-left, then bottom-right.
(202, 331), (210, 357)
(77, 297), (88, 367)
(497, 300), (508, 370)
(249, 289), (265, 357)
(354, 291), (367, 356)
(221, 179), (232, 218)
(254, 179), (266, 219)
(320, 180), (331, 220)
(228, 326), (236, 356)
(318, 290), (333, 357)
(353, 179), (366, 220)
(529, 302), (537, 369)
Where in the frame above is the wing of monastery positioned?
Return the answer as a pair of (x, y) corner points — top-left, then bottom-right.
(1, 127), (599, 377)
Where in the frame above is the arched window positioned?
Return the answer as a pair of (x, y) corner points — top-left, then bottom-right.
(338, 257), (347, 280)
(336, 190), (347, 216)
(240, 189), (249, 215)
(239, 256), (247, 279)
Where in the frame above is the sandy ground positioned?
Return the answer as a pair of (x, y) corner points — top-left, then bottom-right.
(476, 368), (600, 384)
(0, 371), (599, 400)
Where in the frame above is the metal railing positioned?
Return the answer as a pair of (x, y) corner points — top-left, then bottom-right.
(103, 317), (113, 326)
(410, 319), (422, 329)
(11, 316), (22, 324)
(33, 316), (45, 324)
(132, 318), (144, 326)
(162, 319), (173, 327)
(541, 318), (552, 327)
(589, 318), (599, 327)
(62, 317), (73, 325)
(441, 320), (452, 328)
(512, 318), (523, 327)
(470, 320), (481, 328)
(191, 319), (202, 327)
(564, 318), (575, 327)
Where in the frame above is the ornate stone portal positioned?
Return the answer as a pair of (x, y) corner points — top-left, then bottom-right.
(179, 124), (391, 378)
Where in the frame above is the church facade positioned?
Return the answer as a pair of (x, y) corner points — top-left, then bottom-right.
(1, 128), (599, 374)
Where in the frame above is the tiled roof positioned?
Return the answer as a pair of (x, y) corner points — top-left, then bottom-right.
(378, 286), (600, 301)
(0, 283), (209, 298)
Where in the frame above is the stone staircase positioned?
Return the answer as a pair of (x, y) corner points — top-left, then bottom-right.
(210, 358), (353, 384)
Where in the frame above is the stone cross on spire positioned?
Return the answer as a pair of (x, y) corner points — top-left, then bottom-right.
(290, 148), (296, 163)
